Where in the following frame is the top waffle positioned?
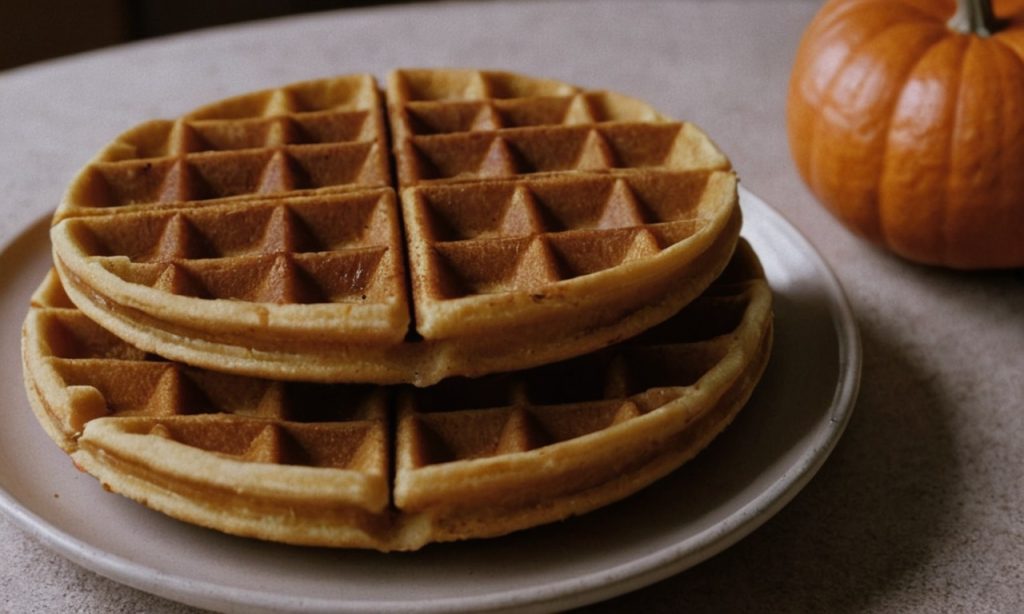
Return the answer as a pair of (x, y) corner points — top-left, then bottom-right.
(51, 69), (739, 385)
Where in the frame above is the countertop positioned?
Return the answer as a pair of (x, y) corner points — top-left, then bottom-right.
(1, 1), (1021, 612)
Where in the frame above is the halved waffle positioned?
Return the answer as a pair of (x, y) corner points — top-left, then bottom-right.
(50, 69), (739, 385)
(22, 241), (773, 551)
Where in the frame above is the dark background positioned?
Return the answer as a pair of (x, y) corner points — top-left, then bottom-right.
(1, 1), (423, 71)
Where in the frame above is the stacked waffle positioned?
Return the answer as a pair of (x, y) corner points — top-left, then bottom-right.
(22, 69), (772, 550)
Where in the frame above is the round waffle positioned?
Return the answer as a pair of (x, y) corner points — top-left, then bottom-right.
(50, 69), (739, 386)
(23, 241), (772, 551)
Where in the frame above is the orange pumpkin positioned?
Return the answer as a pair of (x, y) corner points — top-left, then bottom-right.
(787, 0), (1024, 269)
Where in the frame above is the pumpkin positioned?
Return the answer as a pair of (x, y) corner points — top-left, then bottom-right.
(787, 0), (1024, 269)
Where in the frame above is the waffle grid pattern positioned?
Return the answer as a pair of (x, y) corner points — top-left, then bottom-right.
(28, 260), (759, 471)
(396, 283), (751, 468)
(60, 74), (389, 217)
(49, 69), (739, 384)
(387, 69), (730, 187)
(24, 239), (771, 548)
(27, 272), (389, 470)
(404, 171), (715, 301)
(62, 189), (401, 306)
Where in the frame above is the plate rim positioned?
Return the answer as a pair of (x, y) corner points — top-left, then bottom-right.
(0, 186), (861, 613)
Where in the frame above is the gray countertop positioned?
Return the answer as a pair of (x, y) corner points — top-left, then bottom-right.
(2, 1), (1022, 612)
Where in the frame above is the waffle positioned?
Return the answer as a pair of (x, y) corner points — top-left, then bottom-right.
(22, 241), (773, 551)
(50, 69), (740, 385)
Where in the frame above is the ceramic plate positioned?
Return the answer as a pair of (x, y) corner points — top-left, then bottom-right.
(0, 187), (860, 613)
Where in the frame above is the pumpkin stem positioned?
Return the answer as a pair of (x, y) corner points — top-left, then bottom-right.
(948, 0), (1000, 36)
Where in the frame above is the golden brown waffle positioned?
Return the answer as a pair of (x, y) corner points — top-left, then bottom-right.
(23, 242), (773, 551)
(56, 74), (390, 222)
(385, 69), (728, 185)
(50, 69), (739, 385)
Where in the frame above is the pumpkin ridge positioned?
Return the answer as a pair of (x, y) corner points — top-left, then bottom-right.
(803, 19), (912, 202)
(813, 21), (949, 241)
(877, 34), (968, 259)
(940, 35), (973, 265)
(987, 26), (1024, 61)
(944, 34), (1024, 267)
(793, 5), (906, 186)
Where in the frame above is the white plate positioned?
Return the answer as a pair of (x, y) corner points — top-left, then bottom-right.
(0, 187), (860, 613)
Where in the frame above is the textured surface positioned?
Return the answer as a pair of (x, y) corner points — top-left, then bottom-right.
(22, 242), (771, 551)
(1, 0), (1022, 612)
(50, 68), (738, 385)
(57, 74), (389, 219)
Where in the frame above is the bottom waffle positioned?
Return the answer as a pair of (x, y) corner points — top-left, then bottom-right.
(21, 241), (772, 551)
